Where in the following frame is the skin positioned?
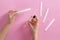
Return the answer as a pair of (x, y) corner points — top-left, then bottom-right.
(28, 16), (38, 40)
(0, 10), (17, 40)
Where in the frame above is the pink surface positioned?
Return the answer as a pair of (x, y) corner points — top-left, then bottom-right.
(0, 14), (9, 31)
(0, 0), (60, 40)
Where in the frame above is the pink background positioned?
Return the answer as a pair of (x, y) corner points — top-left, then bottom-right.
(0, 0), (60, 40)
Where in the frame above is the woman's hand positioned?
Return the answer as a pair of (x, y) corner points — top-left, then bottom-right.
(28, 15), (38, 32)
(28, 15), (38, 40)
(0, 10), (17, 40)
(7, 10), (17, 23)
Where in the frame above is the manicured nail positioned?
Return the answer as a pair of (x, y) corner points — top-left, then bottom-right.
(33, 15), (36, 18)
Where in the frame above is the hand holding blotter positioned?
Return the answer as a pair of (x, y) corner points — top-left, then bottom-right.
(28, 15), (38, 40)
(0, 10), (17, 40)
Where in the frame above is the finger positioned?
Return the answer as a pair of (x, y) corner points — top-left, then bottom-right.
(7, 10), (17, 21)
(31, 16), (38, 24)
(8, 10), (17, 16)
(28, 15), (38, 27)
(33, 15), (38, 20)
(28, 21), (33, 29)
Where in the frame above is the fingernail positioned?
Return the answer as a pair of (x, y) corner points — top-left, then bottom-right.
(33, 15), (36, 18)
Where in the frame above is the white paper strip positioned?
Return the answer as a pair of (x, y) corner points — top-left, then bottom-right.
(16, 8), (31, 14)
(45, 19), (55, 31)
(40, 1), (43, 16)
(43, 8), (49, 23)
